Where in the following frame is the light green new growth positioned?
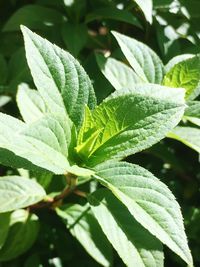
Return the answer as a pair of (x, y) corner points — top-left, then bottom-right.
(163, 55), (200, 100)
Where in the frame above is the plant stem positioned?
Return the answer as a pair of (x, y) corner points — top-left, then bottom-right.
(29, 173), (77, 211)
(74, 189), (87, 198)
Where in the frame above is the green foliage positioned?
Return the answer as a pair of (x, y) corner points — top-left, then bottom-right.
(0, 176), (46, 212)
(94, 161), (192, 265)
(89, 189), (164, 267)
(133, 0), (153, 24)
(21, 25), (96, 129)
(76, 85), (185, 166)
(3, 5), (64, 31)
(98, 31), (200, 158)
(0, 1), (200, 266)
(0, 26), (192, 267)
(96, 54), (143, 90)
(0, 213), (10, 250)
(56, 203), (113, 267)
(112, 31), (165, 84)
(0, 209), (39, 262)
(163, 56), (200, 100)
(168, 127), (200, 153)
(184, 101), (200, 126)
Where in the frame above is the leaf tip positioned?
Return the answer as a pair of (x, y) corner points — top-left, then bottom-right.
(20, 24), (27, 33)
(111, 30), (118, 38)
(20, 25), (32, 39)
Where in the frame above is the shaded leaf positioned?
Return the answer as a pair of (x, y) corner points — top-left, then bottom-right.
(0, 213), (10, 249)
(184, 101), (200, 127)
(89, 189), (164, 267)
(168, 126), (200, 153)
(0, 54), (7, 85)
(86, 7), (142, 28)
(3, 5), (64, 31)
(62, 23), (88, 57)
(0, 210), (39, 261)
(57, 203), (113, 267)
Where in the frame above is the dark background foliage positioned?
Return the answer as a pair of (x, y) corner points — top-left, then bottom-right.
(0, 0), (200, 266)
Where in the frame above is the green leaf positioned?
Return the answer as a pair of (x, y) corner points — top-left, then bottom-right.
(33, 172), (53, 190)
(24, 254), (42, 267)
(85, 7), (142, 28)
(0, 213), (10, 249)
(62, 23), (88, 57)
(21, 26), (96, 129)
(77, 105), (96, 146)
(0, 209), (39, 261)
(56, 203), (113, 267)
(96, 54), (144, 90)
(17, 83), (47, 123)
(0, 112), (93, 176)
(112, 31), (164, 84)
(93, 161), (193, 266)
(0, 54), (7, 85)
(0, 113), (42, 171)
(133, 0), (153, 23)
(89, 189), (164, 267)
(8, 48), (31, 92)
(0, 148), (46, 173)
(3, 5), (64, 31)
(168, 126), (200, 153)
(0, 96), (11, 108)
(0, 112), (68, 174)
(0, 176), (46, 213)
(163, 55), (200, 100)
(165, 54), (194, 73)
(184, 101), (200, 127)
(77, 85), (185, 166)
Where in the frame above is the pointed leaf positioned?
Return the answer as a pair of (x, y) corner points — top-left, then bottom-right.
(96, 54), (144, 90)
(163, 55), (200, 100)
(77, 85), (185, 166)
(57, 204), (113, 267)
(112, 31), (164, 84)
(94, 161), (193, 266)
(21, 26), (96, 129)
(133, 0), (153, 24)
(89, 189), (164, 267)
